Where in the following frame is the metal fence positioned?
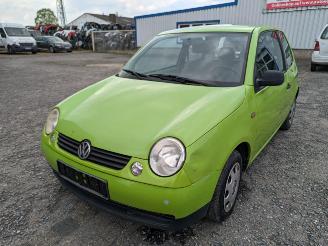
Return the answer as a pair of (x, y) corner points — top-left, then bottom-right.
(92, 30), (137, 53)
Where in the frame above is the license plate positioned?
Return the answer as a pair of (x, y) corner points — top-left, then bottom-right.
(57, 161), (109, 200)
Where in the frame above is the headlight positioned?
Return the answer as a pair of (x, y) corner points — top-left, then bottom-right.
(149, 138), (186, 177)
(45, 108), (59, 135)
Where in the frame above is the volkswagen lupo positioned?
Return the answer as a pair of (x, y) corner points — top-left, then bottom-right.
(41, 25), (299, 230)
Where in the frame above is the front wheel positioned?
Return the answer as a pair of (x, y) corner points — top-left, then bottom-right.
(49, 46), (55, 53)
(7, 46), (15, 55)
(280, 100), (296, 131)
(311, 63), (317, 72)
(207, 150), (242, 222)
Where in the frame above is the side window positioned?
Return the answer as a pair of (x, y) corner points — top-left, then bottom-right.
(0, 28), (6, 38)
(256, 31), (284, 78)
(278, 31), (293, 69)
(321, 26), (328, 39)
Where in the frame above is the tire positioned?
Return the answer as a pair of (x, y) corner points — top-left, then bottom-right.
(280, 100), (296, 131)
(311, 63), (317, 72)
(7, 46), (14, 55)
(32, 51), (37, 54)
(49, 46), (55, 53)
(207, 150), (242, 222)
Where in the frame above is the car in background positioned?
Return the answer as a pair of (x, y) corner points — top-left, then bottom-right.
(0, 23), (38, 54)
(35, 36), (72, 53)
(311, 24), (328, 71)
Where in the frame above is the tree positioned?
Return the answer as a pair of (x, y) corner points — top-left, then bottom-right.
(35, 8), (58, 25)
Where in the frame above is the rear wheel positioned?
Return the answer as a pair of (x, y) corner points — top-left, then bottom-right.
(207, 150), (242, 222)
(280, 100), (296, 131)
(311, 63), (317, 72)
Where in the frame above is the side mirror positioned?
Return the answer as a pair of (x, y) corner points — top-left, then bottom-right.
(256, 70), (284, 87)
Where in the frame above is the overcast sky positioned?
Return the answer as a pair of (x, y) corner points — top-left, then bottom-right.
(0, 0), (232, 25)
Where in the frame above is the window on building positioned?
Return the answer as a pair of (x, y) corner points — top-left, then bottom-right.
(256, 31), (284, 78)
(177, 21), (220, 29)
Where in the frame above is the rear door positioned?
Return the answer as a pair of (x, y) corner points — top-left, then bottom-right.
(319, 25), (328, 56)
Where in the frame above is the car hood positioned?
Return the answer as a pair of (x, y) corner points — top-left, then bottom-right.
(9, 36), (36, 44)
(56, 76), (245, 159)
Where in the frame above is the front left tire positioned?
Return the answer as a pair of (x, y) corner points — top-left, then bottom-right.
(207, 150), (242, 222)
(311, 63), (317, 72)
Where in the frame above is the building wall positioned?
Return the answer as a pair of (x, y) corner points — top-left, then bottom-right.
(67, 14), (110, 29)
(135, 0), (328, 49)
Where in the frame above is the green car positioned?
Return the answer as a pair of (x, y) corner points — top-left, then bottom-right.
(41, 25), (299, 230)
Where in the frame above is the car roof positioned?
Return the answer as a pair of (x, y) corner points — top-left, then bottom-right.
(0, 23), (25, 28)
(159, 25), (269, 35)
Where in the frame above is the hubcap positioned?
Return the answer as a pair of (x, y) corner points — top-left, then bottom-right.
(288, 102), (296, 124)
(224, 162), (241, 213)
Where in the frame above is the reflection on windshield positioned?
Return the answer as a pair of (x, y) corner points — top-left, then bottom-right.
(121, 32), (250, 86)
(4, 27), (31, 37)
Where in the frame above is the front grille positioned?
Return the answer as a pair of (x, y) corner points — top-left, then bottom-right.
(19, 43), (33, 47)
(57, 133), (131, 170)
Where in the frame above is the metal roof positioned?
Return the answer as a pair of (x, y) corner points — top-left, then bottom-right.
(134, 0), (238, 20)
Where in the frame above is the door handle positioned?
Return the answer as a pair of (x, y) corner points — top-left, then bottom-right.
(286, 83), (291, 90)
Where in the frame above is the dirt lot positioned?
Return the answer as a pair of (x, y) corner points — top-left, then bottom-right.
(0, 51), (327, 245)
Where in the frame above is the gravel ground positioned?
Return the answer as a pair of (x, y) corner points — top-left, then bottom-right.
(0, 51), (327, 246)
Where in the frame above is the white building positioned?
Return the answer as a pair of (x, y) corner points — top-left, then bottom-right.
(135, 0), (328, 49)
(67, 13), (133, 29)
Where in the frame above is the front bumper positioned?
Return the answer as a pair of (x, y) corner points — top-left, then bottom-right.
(312, 51), (328, 65)
(55, 171), (208, 231)
(41, 132), (217, 230)
(12, 44), (38, 53)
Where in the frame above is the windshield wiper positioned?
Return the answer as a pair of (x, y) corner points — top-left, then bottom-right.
(148, 74), (211, 86)
(121, 69), (149, 79)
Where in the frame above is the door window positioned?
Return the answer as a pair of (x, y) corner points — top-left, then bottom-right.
(0, 28), (6, 38)
(278, 31), (293, 69)
(255, 31), (285, 78)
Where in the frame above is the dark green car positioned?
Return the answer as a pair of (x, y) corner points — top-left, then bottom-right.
(35, 36), (72, 53)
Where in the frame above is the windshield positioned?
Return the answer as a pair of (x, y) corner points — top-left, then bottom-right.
(4, 27), (31, 37)
(47, 37), (64, 43)
(121, 32), (250, 86)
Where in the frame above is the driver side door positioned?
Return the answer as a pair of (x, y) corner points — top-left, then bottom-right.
(252, 31), (287, 153)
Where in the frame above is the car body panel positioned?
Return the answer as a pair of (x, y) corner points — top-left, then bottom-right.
(41, 133), (217, 218)
(56, 76), (245, 159)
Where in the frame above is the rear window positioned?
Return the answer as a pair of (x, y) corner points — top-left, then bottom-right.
(321, 26), (328, 39)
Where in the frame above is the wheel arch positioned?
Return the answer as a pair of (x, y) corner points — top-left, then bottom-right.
(235, 142), (251, 171)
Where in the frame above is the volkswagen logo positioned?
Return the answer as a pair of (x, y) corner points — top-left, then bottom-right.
(78, 140), (91, 160)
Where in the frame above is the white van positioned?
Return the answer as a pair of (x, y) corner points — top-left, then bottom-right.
(311, 24), (328, 71)
(0, 23), (38, 54)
